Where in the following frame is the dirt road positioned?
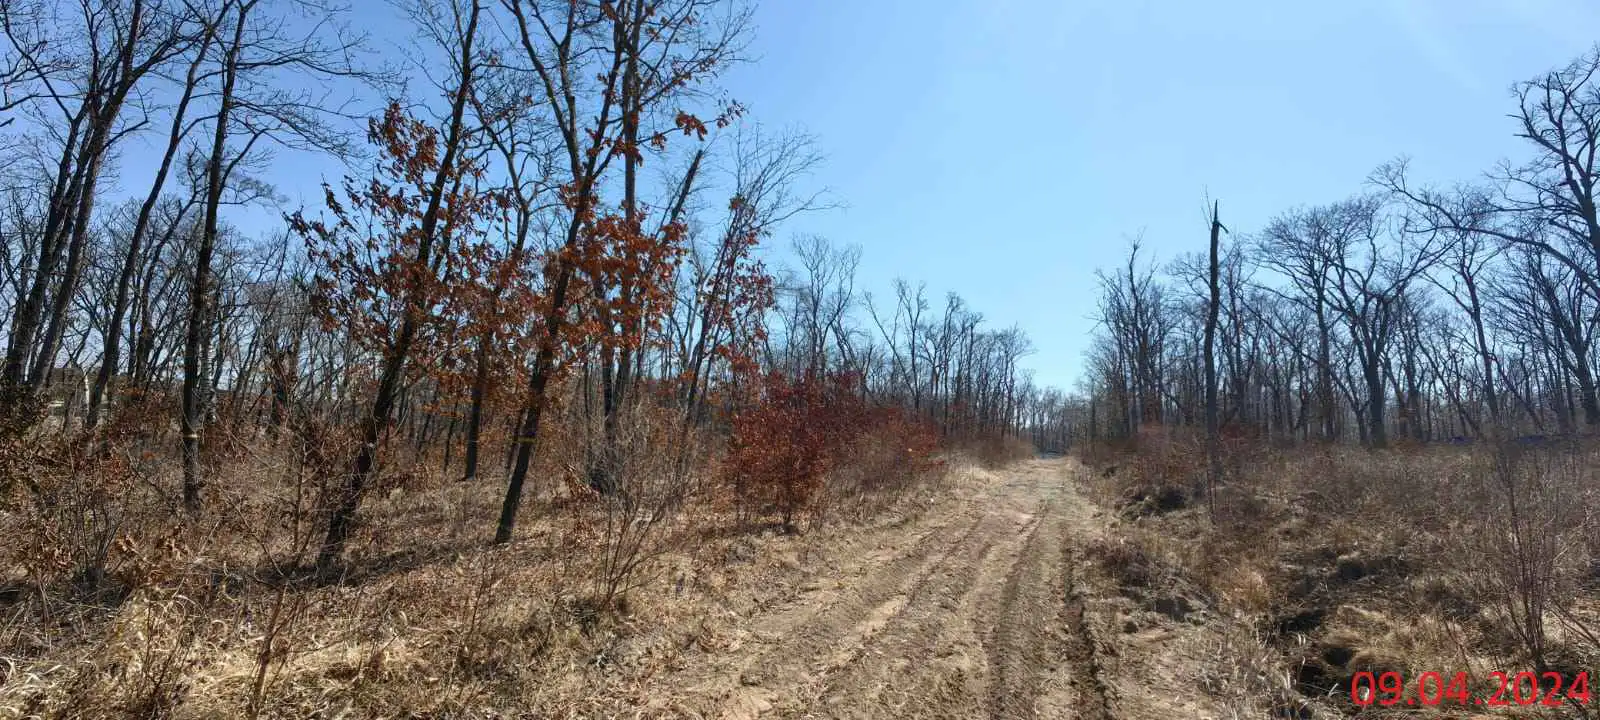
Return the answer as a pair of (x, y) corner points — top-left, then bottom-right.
(672, 459), (1122, 719)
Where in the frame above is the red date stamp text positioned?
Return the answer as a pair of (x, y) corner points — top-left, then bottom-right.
(1350, 670), (1591, 707)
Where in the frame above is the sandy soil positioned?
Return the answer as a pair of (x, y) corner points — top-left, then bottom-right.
(1, 457), (1246, 719)
(646, 457), (1220, 719)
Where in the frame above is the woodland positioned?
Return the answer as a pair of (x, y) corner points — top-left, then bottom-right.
(0, 0), (1050, 715)
(4, 0), (1600, 716)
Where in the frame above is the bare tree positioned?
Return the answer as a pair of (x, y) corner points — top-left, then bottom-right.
(1, 0), (194, 405)
(1095, 239), (1169, 433)
(179, 0), (375, 512)
(87, 18), (215, 429)
(1203, 201), (1224, 511)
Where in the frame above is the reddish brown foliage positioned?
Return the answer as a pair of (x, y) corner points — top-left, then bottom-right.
(292, 101), (503, 366)
(724, 372), (941, 530)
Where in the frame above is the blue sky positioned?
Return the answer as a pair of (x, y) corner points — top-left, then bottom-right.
(113, 0), (1600, 392)
(712, 0), (1600, 390)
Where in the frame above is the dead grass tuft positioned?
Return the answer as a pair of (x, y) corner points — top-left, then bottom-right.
(0, 395), (1005, 717)
(1081, 432), (1600, 718)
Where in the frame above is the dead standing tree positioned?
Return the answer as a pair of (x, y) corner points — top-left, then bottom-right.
(1203, 200), (1224, 512)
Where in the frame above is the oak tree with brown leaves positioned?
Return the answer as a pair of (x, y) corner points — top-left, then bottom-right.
(291, 0), (488, 575)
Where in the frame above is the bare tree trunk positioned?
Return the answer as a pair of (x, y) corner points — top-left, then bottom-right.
(2, 112), (86, 391)
(184, 2), (250, 512)
(461, 335), (489, 480)
(1203, 202), (1223, 513)
(1363, 352), (1388, 449)
(496, 287), (568, 544)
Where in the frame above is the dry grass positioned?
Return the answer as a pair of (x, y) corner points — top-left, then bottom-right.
(1079, 433), (1600, 718)
(0, 403), (968, 718)
(947, 433), (1036, 470)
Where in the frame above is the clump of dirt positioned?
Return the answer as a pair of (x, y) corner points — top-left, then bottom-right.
(1330, 550), (1409, 588)
(1290, 631), (1370, 697)
(1085, 536), (1158, 592)
(1414, 575), (1478, 620)
(1272, 606), (1326, 636)
(1148, 594), (1195, 621)
(1117, 483), (1190, 519)
(1083, 534), (1211, 626)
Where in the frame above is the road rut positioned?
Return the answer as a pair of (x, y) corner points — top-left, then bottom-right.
(682, 459), (1113, 719)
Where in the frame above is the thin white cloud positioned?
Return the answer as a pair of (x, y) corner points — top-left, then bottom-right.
(1388, 0), (1600, 94)
(1387, 0), (1486, 94)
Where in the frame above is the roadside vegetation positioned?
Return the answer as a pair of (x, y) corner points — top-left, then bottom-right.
(0, 0), (1048, 716)
(1073, 44), (1600, 719)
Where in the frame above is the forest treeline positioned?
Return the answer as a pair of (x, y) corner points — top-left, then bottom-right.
(0, 0), (1058, 579)
(1083, 47), (1600, 450)
(1070, 46), (1600, 709)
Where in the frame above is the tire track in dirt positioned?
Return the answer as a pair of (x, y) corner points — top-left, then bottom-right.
(1029, 465), (1115, 720)
(983, 492), (1070, 719)
(700, 504), (995, 719)
(1057, 545), (1114, 720)
(783, 502), (1034, 718)
(774, 462), (1080, 719)
(676, 460), (1120, 719)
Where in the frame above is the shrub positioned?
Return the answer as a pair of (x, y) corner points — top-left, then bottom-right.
(818, 405), (944, 519)
(583, 402), (701, 610)
(1462, 441), (1589, 672)
(723, 371), (943, 531)
(724, 372), (856, 530)
(2, 396), (176, 606)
